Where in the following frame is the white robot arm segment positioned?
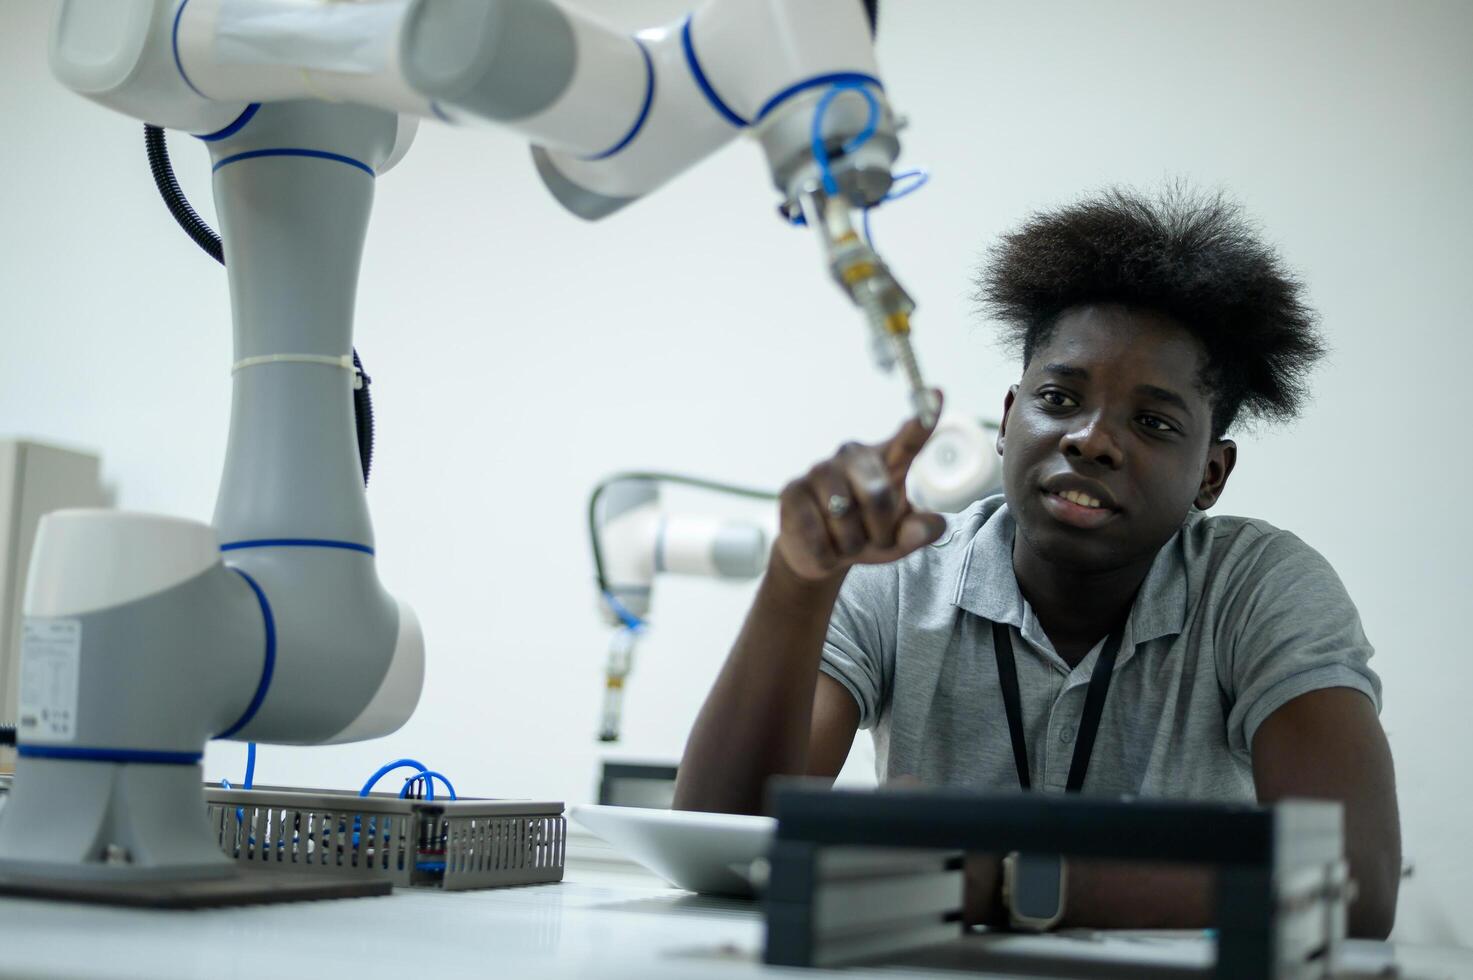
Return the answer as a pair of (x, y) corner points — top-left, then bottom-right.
(530, 0), (889, 218)
(48, 0), (652, 153)
(53, 0), (931, 411)
(57, 0), (889, 195)
(594, 478), (768, 627)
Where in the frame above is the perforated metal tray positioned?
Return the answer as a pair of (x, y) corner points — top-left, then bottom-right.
(205, 784), (565, 891)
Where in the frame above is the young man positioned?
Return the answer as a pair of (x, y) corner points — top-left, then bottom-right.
(673, 188), (1400, 938)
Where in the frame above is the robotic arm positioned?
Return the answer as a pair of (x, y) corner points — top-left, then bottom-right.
(53, 0), (936, 417)
(1, 0), (929, 885)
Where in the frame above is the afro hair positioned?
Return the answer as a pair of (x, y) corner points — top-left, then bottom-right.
(976, 185), (1326, 438)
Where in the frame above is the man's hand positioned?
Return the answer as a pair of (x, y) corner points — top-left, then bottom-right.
(775, 395), (948, 584)
(675, 400), (946, 816)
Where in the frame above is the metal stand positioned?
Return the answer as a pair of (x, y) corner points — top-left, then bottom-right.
(762, 785), (1349, 979)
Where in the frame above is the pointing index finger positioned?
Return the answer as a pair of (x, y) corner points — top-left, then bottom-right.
(882, 389), (944, 477)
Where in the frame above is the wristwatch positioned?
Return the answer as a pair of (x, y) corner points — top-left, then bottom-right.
(1002, 851), (1067, 932)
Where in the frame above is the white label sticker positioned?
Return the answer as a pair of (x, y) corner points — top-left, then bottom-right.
(18, 619), (81, 742)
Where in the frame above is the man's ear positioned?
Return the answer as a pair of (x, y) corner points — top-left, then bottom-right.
(997, 386), (1018, 456)
(1196, 439), (1237, 509)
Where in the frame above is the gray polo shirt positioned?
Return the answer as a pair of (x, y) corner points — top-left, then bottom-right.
(820, 495), (1381, 800)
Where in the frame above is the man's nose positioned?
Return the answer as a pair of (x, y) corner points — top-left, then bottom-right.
(1060, 412), (1124, 469)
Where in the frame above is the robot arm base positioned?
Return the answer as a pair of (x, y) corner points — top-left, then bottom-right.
(0, 758), (234, 880)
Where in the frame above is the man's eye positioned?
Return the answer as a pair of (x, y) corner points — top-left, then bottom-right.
(1039, 390), (1077, 408)
(1138, 414), (1176, 433)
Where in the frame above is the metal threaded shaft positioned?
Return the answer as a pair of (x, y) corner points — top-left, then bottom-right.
(865, 304), (897, 370)
(893, 333), (939, 424)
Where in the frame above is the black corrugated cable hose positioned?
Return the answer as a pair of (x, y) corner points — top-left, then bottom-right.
(352, 349), (374, 484)
(144, 124), (224, 264)
(144, 123), (374, 485)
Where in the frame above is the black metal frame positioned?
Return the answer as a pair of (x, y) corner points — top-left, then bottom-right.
(763, 784), (1343, 979)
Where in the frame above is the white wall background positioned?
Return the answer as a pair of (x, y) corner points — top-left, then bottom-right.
(2, 0), (1469, 945)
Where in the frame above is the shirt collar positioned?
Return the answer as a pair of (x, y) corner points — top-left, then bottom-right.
(952, 500), (1189, 648)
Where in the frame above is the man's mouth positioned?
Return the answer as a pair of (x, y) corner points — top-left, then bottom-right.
(1040, 488), (1118, 529)
(1053, 489), (1104, 509)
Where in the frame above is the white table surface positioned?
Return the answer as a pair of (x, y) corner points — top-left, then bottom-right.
(0, 832), (1466, 980)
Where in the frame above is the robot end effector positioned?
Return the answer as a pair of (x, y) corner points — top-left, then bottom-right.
(528, 0), (938, 424)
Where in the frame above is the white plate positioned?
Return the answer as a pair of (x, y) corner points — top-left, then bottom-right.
(570, 804), (775, 897)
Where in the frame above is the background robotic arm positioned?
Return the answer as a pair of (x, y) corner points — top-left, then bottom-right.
(589, 473), (773, 743)
(587, 412), (1003, 747)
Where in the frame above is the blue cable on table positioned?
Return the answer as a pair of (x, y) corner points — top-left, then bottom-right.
(218, 742), (257, 791)
(399, 770), (457, 801)
(360, 758), (460, 870)
(355, 759), (430, 847)
(219, 741), (257, 824)
(359, 758), (431, 796)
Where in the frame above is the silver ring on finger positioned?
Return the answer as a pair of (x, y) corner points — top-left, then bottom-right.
(827, 493), (853, 518)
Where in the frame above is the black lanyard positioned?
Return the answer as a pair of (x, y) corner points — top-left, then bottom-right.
(991, 620), (1125, 793)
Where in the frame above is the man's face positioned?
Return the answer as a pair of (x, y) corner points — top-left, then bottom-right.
(998, 303), (1234, 574)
